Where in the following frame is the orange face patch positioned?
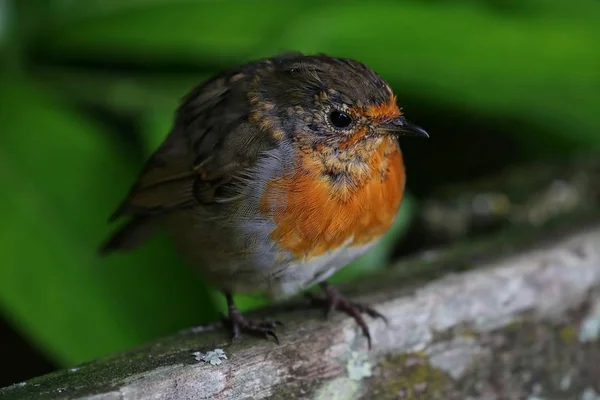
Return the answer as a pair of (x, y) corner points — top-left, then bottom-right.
(360, 94), (401, 121)
(260, 137), (405, 259)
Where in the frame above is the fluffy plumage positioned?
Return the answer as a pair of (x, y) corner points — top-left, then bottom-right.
(101, 52), (428, 347)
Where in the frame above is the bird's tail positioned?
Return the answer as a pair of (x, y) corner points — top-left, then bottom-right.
(99, 215), (159, 256)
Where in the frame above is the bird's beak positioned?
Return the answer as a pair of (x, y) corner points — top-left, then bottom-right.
(378, 116), (429, 138)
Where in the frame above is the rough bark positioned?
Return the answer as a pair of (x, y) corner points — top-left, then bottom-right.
(1, 217), (599, 400)
(2, 157), (600, 400)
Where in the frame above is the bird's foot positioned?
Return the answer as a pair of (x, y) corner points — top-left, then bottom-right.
(222, 292), (282, 344)
(306, 282), (387, 349)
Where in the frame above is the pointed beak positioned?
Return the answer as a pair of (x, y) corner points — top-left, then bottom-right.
(378, 116), (429, 138)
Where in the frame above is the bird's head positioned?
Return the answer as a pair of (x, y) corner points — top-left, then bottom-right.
(248, 54), (428, 157)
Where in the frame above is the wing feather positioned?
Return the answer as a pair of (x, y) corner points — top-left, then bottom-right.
(101, 55), (291, 254)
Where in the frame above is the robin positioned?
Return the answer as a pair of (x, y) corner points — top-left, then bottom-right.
(101, 52), (429, 348)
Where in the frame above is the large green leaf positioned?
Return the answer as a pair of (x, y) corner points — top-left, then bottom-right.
(267, 1), (600, 153)
(0, 74), (218, 367)
(31, 67), (205, 116)
(34, 0), (600, 155)
(34, 0), (319, 64)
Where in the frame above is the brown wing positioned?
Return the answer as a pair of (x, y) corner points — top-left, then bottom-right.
(100, 53), (304, 255)
(100, 68), (273, 255)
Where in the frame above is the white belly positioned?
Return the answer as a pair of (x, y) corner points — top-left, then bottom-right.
(165, 206), (382, 300)
(163, 142), (388, 300)
(265, 238), (379, 299)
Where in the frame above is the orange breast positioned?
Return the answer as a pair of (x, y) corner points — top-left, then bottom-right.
(260, 138), (405, 259)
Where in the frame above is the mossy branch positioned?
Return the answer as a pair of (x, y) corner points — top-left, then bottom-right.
(2, 157), (600, 400)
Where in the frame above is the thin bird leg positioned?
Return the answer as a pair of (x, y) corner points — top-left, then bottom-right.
(221, 291), (282, 344)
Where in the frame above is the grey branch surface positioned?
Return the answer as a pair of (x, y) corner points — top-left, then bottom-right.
(2, 158), (600, 400)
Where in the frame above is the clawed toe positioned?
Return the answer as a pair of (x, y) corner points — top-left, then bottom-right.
(307, 282), (386, 349)
(222, 293), (282, 344)
(221, 284), (384, 348)
(222, 313), (281, 344)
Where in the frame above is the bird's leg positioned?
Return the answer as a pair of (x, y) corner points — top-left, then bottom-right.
(221, 291), (282, 344)
(306, 282), (387, 349)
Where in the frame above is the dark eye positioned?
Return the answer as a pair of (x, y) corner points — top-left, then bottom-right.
(329, 110), (352, 129)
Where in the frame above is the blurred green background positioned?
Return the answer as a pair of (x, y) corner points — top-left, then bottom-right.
(0, 0), (598, 386)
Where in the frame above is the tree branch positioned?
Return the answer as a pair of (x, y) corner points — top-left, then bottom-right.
(2, 156), (600, 400)
(2, 215), (600, 399)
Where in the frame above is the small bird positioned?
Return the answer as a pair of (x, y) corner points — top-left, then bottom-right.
(101, 52), (428, 348)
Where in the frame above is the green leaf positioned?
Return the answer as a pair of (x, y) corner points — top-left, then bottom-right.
(266, 1), (600, 154)
(35, 0), (600, 156)
(36, 0), (320, 64)
(32, 67), (205, 115)
(0, 74), (218, 367)
(25, 0), (599, 319)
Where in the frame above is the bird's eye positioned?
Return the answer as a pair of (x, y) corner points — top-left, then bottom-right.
(329, 110), (352, 129)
